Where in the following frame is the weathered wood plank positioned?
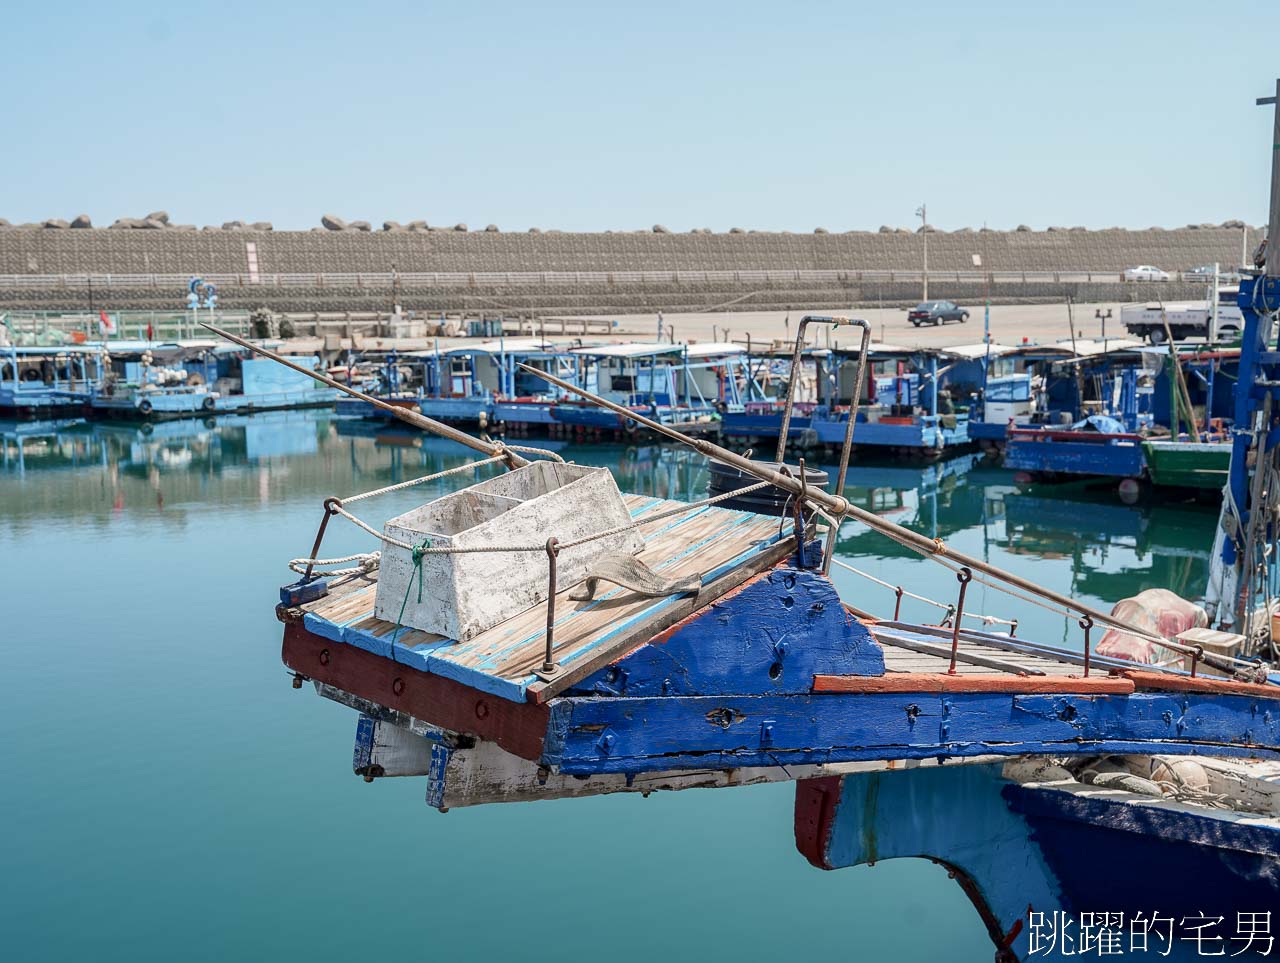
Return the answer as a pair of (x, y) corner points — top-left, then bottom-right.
(812, 673), (1134, 695)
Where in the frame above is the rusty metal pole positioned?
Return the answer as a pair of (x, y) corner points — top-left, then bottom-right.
(776, 316), (853, 463)
(513, 362), (1263, 657)
(948, 568), (972, 674)
(1079, 615), (1093, 677)
(541, 538), (561, 677)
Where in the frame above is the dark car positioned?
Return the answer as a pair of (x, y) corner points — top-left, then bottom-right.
(908, 300), (969, 326)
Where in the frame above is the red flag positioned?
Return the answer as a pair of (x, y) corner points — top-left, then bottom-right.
(98, 311), (117, 336)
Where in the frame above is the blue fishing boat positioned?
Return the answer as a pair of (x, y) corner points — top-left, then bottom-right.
(89, 341), (337, 419)
(0, 344), (104, 416)
(550, 342), (749, 438)
(412, 338), (560, 428)
(1003, 341), (1235, 484)
(720, 344), (830, 449)
(810, 344), (971, 456)
(334, 350), (432, 420)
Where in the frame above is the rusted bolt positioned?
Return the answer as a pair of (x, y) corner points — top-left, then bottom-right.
(392, 678), (406, 696)
(475, 700), (490, 720)
(318, 648), (330, 666)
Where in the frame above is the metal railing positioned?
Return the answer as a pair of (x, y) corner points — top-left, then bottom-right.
(0, 269), (1221, 290)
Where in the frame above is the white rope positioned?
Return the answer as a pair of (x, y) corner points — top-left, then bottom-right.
(300, 479), (777, 567)
(342, 455), (507, 504)
(502, 443), (566, 463)
(288, 552), (381, 577)
(829, 557), (1018, 627)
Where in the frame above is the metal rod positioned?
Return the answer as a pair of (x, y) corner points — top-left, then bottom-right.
(834, 320), (872, 497)
(776, 315), (853, 463)
(199, 322), (527, 467)
(303, 497), (341, 582)
(893, 586), (904, 621)
(795, 458), (808, 567)
(948, 568), (973, 674)
(542, 538), (561, 676)
(1079, 614), (1093, 677)
(514, 360), (1272, 665)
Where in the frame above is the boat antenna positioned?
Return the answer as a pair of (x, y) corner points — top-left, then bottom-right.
(514, 360), (1261, 666)
(199, 322), (528, 468)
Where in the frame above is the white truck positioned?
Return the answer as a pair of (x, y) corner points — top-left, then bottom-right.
(1121, 286), (1242, 344)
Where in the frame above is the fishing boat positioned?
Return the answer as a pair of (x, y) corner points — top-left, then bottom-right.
(0, 344), (104, 417)
(810, 344), (971, 457)
(961, 342), (1088, 450)
(720, 343), (830, 450)
(334, 350), (431, 420)
(89, 341), (336, 420)
(1005, 342), (1236, 488)
(197, 291), (1280, 961)
(550, 342), (749, 439)
(415, 338), (565, 429)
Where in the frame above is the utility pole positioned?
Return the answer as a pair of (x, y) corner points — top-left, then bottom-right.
(1262, 79), (1280, 279)
(916, 204), (929, 300)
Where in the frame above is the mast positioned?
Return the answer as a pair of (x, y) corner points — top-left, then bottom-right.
(1207, 81), (1280, 638)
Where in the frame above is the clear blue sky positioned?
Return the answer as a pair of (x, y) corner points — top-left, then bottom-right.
(5, 0), (1279, 232)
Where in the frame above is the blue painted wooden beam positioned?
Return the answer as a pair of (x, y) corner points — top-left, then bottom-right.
(542, 691), (1280, 774)
(568, 568), (885, 698)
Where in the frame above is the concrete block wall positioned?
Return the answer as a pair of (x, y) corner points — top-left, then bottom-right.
(0, 225), (1262, 313)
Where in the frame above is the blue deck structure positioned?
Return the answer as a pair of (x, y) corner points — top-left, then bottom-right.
(414, 337), (580, 429)
(1001, 340), (1236, 481)
(720, 345), (830, 447)
(334, 350), (432, 420)
(810, 344), (971, 455)
(0, 344), (104, 416)
(89, 341), (336, 419)
(551, 342), (750, 437)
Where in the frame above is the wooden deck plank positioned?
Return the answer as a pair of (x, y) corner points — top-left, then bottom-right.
(813, 673), (1135, 695)
(296, 491), (797, 703)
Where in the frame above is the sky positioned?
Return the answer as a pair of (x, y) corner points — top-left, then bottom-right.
(4, 0), (1279, 233)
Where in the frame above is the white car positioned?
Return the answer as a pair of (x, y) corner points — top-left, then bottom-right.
(1124, 265), (1171, 282)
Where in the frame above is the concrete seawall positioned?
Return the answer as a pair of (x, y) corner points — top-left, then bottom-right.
(0, 225), (1260, 313)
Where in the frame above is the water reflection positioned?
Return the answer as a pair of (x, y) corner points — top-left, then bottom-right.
(2, 410), (1219, 615)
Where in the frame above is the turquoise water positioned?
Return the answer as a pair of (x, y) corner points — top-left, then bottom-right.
(0, 412), (1218, 962)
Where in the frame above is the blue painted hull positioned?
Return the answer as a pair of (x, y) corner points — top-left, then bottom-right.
(0, 387), (90, 415)
(812, 411), (970, 449)
(552, 404), (629, 429)
(91, 388), (336, 420)
(721, 411), (811, 438)
(1004, 432), (1147, 478)
(806, 763), (1280, 962)
(417, 398), (493, 424)
(493, 401), (558, 426)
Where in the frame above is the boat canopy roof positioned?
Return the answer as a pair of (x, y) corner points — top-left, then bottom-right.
(444, 338), (558, 356)
(570, 342), (686, 359)
(2, 344), (109, 356)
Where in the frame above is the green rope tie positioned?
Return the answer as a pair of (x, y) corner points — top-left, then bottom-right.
(390, 539), (431, 655)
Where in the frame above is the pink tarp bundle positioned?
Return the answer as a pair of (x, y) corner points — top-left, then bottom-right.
(1095, 588), (1207, 664)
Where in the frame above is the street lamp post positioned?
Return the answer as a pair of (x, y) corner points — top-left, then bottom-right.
(1095, 308), (1112, 351)
(916, 203), (928, 301)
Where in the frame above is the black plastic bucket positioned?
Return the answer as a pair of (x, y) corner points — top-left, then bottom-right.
(707, 459), (829, 516)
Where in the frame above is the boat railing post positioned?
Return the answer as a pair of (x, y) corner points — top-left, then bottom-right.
(776, 316), (851, 463)
(303, 497), (342, 582)
(1079, 614), (1093, 677)
(794, 458), (809, 568)
(834, 320), (872, 498)
(947, 568), (973, 675)
(541, 538), (562, 677)
(893, 585), (904, 621)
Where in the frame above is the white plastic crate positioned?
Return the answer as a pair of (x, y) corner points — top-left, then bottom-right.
(373, 461), (644, 641)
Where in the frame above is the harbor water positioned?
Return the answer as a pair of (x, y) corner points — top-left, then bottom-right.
(0, 411), (1219, 962)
